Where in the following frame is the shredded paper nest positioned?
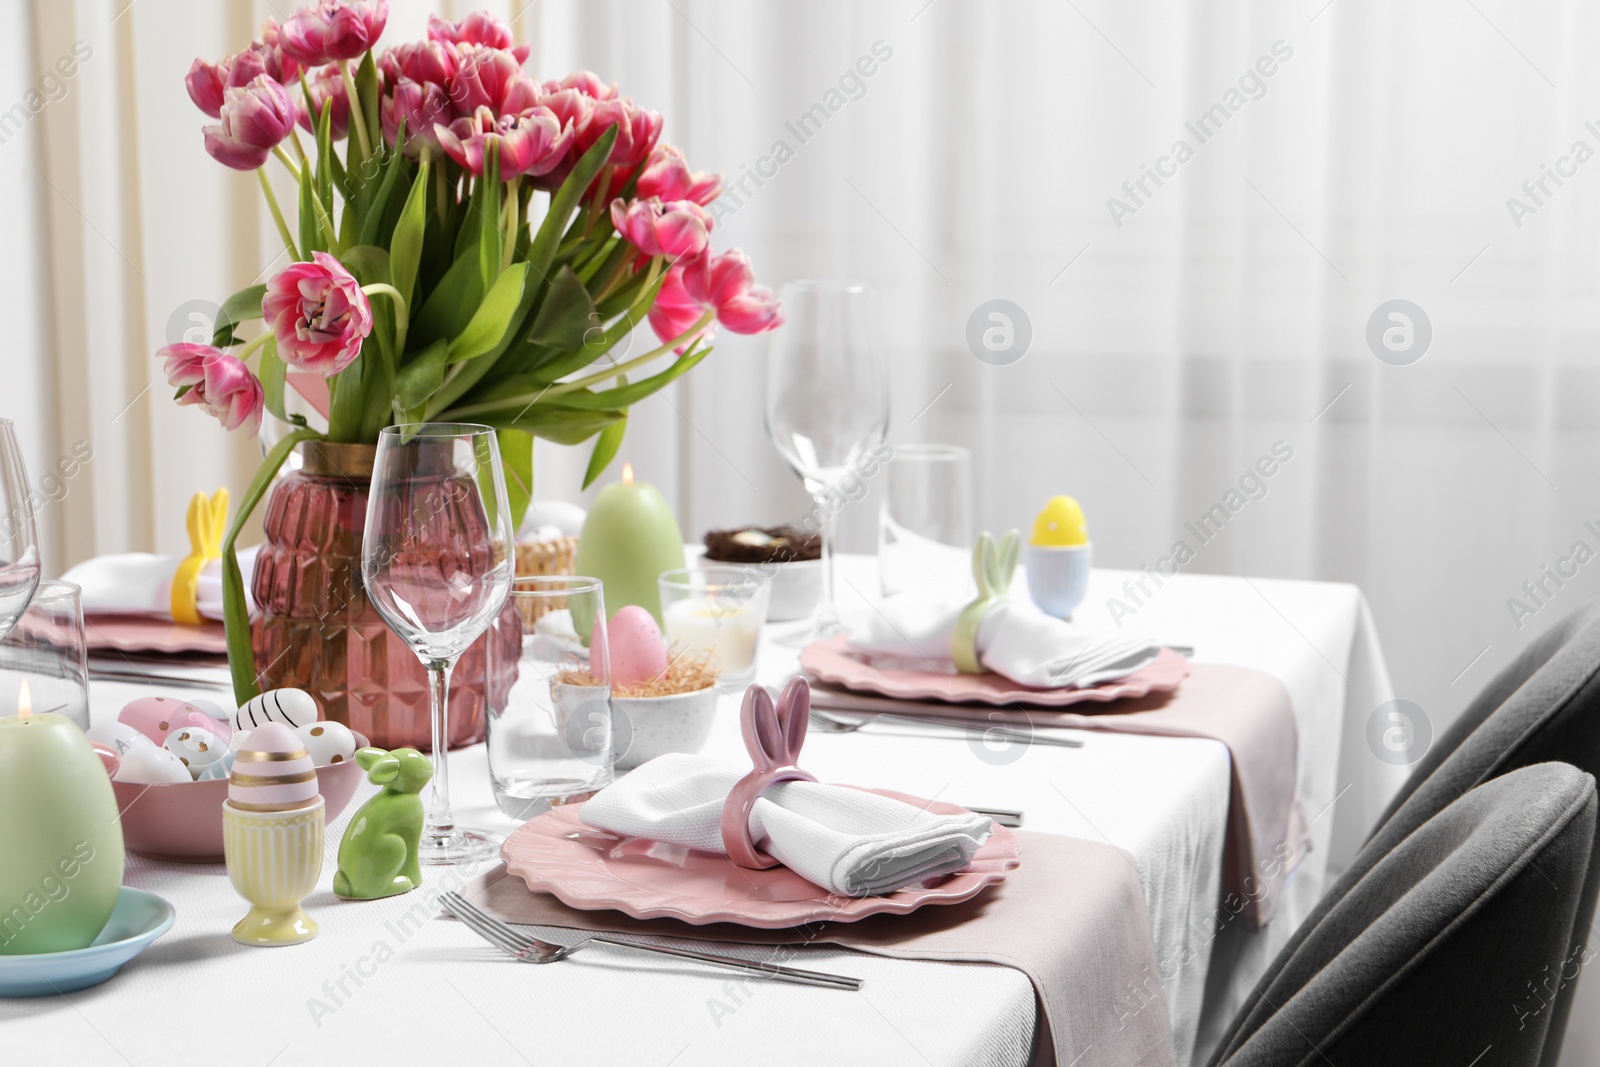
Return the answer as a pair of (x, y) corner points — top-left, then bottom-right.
(560, 647), (719, 698)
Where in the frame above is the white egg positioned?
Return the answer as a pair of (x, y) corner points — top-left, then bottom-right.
(193, 750), (236, 781)
(232, 688), (319, 732)
(294, 720), (357, 767)
(164, 726), (228, 779)
(113, 744), (192, 785)
(87, 720), (155, 757)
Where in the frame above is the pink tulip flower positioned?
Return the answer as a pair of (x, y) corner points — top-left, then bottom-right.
(382, 78), (452, 156)
(610, 197), (713, 260)
(576, 96), (662, 174)
(647, 265), (716, 351)
(160, 345), (265, 436)
(379, 39), (458, 89)
(295, 65), (350, 139)
(685, 250), (784, 334)
(185, 20), (301, 119)
(637, 144), (722, 206)
(542, 70), (619, 101)
(261, 252), (374, 377)
(203, 75), (296, 170)
(280, 0), (389, 66)
(434, 104), (572, 178)
(449, 44), (525, 115)
(426, 12), (530, 64)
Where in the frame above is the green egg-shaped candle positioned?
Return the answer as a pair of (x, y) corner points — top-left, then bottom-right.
(0, 707), (125, 954)
(574, 463), (685, 626)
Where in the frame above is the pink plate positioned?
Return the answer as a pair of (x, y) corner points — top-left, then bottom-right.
(500, 789), (1020, 929)
(84, 617), (228, 655)
(800, 635), (1189, 707)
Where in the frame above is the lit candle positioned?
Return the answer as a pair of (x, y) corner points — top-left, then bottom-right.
(663, 599), (763, 677)
(0, 680), (126, 954)
(575, 464), (686, 624)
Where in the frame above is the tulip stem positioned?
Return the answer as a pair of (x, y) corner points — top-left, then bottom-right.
(288, 129), (309, 166)
(501, 177), (522, 270)
(256, 168), (300, 260)
(234, 330), (274, 363)
(271, 145), (301, 182)
(361, 283), (409, 357)
(338, 61), (372, 163)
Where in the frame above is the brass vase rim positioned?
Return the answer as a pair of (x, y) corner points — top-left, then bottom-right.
(297, 440), (377, 481)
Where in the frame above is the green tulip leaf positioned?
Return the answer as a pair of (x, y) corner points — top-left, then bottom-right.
(582, 400), (628, 489)
(258, 339), (288, 422)
(498, 427), (535, 535)
(525, 266), (598, 351)
(497, 407), (625, 446)
(447, 262), (527, 364)
(390, 157), (430, 312)
(212, 284), (268, 347)
(546, 347), (710, 410)
(412, 241), (484, 346)
(394, 338), (449, 416)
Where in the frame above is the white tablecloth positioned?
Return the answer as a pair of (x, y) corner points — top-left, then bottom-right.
(0, 556), (1400, 1066)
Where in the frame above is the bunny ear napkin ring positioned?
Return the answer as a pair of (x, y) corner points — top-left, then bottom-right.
(721, 676), (819, 869)
(951, 529), (1020, 674)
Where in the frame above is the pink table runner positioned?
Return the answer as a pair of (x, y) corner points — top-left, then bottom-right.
(809, 663), (1308, 929)
(466, 830), (1177, 1067)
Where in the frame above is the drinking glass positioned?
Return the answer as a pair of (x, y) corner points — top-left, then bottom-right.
(362, 423), (514, 864)
(764, 281), (890, 642)
(0, 580), (88, 728)
(489, 576), (612, 820)
(658, 566), (772, 681)
(0, 420), (41, 642)
(879, 444), (975, 598)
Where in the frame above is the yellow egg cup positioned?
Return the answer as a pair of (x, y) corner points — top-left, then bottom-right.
(222, 797), (325, 946)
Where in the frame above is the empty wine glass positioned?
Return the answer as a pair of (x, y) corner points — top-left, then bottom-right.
(362, 423), (515, 864)
(0, 420), (41, 642)
(764, 282), (890, 642)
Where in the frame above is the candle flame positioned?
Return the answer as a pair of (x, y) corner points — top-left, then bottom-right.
(622, 463), (634, 485)
(17, 678), (30, 720)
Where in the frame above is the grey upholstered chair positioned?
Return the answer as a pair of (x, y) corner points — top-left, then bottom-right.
(1217, 763), (1596, 1067)
(1210, 601), (1600, 1065)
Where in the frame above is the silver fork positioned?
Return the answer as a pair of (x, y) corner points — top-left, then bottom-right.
(441, 892), (863, 991)
(809, 709), (1085, 748)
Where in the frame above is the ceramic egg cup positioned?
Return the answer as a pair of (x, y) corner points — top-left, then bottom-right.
(1025, 542), (1093, 619)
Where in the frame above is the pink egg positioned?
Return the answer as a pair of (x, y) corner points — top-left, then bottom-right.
(119, 696), (227, 746)
(228, 722), (319, 812)
(607, 605), (668, 687)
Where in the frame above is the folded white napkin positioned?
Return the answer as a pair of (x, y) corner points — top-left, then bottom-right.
(581, 753), (992, 897)
(62, 546), (260, 622)
(848, 594), (1159, 689)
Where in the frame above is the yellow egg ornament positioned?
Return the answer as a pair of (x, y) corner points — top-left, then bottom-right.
(1025, 496), (1092, 618)
(1031, 495), (1089, 547)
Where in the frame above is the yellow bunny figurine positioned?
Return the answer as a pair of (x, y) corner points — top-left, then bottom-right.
(169, 488), (229, 625)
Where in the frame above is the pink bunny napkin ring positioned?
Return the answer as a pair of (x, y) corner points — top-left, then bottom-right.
(720, 677), (818, 869)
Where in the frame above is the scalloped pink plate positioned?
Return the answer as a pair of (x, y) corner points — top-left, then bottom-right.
(800, 635), (1189, 707)
(500, 789), (1020, 929)
(84, 617), (228, 655)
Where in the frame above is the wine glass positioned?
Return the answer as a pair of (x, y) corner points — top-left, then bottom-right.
(764, 282), (890, 642)
(362, 423), (515, 864)
(0, 420), (41, 642)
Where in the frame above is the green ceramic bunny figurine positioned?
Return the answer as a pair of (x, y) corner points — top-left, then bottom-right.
(333, 747), (432, 901)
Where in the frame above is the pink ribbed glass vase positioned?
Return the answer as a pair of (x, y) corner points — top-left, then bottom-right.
(250, 442), (521, 750)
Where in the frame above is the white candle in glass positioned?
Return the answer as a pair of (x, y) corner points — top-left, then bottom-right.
(663, 596), (764, 677)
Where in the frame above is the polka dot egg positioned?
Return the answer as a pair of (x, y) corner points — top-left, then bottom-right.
(294, 720), (357, 767)
(164, 726), (228, 780)
(228, 723), (319, 812)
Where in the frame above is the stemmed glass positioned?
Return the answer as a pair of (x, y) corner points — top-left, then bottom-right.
(362, 423), (515, 864)
(764, 282), (890, 643)
(0, 420), (41, 642)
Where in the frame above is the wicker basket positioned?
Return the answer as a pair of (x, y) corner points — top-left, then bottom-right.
(513, 535), (579, 630)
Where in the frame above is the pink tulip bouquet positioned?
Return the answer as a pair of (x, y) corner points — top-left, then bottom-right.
(165, 2), (781, 694)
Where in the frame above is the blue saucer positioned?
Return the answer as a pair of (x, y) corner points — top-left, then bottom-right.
(0, 888), (174, 997)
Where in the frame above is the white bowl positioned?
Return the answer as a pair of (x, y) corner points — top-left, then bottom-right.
(611, 686), (721, 770)
(709, 559), (821, 622)
(1025, 542), (1093, 618)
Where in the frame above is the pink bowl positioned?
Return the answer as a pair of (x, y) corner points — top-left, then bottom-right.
(110, 733), (369, 862)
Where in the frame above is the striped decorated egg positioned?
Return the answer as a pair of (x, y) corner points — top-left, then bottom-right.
(228, 723), (319, 812)
(232, 688), (319, 733)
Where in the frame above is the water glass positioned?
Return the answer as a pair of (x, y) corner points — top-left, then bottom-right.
(0, 580), (89, 728)
(489, 577), (612, 820)
(879, 444), (975, 598)
(658, 566), (771, 681)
